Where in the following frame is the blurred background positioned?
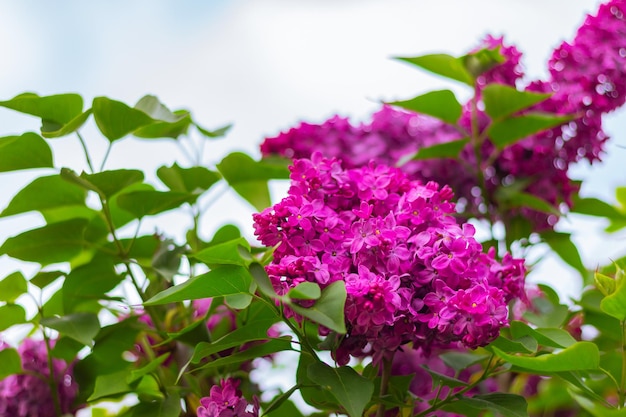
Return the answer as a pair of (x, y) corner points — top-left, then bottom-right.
(0, 0), (623, 314)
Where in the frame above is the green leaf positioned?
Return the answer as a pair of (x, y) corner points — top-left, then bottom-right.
(93, 96), (154, 142)
(482, 84), (551, 120)
(573, 391), (626, 417)
(107, 185), (150, 229)
(488, 335), (538, 354)
(572, 197), (626, 220)
(617, 187), (626, 208)
(607, 219), (626, 233)
(79, 169), (145, 200)
(290, 281), (347, 334)
(195, 122), (232, 139)
(439, 351), (490, 372)
(88, 370), (132, 401)
(195, 337), (293, 371)
(0, 132), (53, 172)
(0, 304), (26, 331)
(488, 113), (572, 148)
(81, 318), (142, 375)
(159, 315), (210, 347)
(144, 265), (252, 305)
(151, 238), (187, 281)
(0, 348), (21, 378)
(422, 365), (468, 388)
(600, 270), (626, 321)
(541, 231), (587, 278)
(264, 390), (305, 417)
(127, 354), (171, 384)
(522, 301), (570, 329)
(125, 394), (181, 417)
(462, 47), (505, 78)
(388, 90), (462, 124)
(442, 393), (528, 417)
(217, 152), (290, 211)
(297, 353), (340, 411)
(509, 321), (576, 349)
(595, 271), (617, 297)
(225, 293), (253, 309)
(0, 92), (83, 126)
(157, 163), (221, 195)
(288, 282), (321, 301)
(608, 187), (626, 232)
(192, 237), (251, 267)
(397, 138), (469, 164)
(62, 255), (122, 312)
(0, 218), (89, 265)
(1, 174), (86, 218)
(208, 224), (242, 246)
(40, 288), (64, 319)
(307, 362), (374, 417)
(30, 270), (65, 289)
(132, 96), (191, 139)
(0, 271), (27, 303)
(616, 187), (626, 212)
(191, 318), (278, 362)
(492, 341), (600, 372)
(133, 95), (180, 123)
(133, 112), (192, 139)
(249, 262), (277, 297)
(51, 336), (84, 362)
(396, 54), (474, 86)
(41, 109), (93, 138)
(495, 189), (560, 216)
(41, 312), (100, 346)
(116, 189), (195, 218)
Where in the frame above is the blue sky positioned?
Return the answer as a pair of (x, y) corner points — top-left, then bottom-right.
(0, 0), (622, 298)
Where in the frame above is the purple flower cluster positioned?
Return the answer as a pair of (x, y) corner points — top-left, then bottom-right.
(253, 153), (525, 364)
(0, 338), (80, 417)
(197, 379), (259, 417)
(260, 0), (626, 232)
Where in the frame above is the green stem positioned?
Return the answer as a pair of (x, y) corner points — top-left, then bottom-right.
(76, 132), (95, 173)
(42, 328), (63, 417)
(98, 196), (164, 332)
(125, 262), (165, 333)
(200, 181), (228, 212)
(99, 142), (113, 171)
(177, 137), (196, 166)
(376, 355), (394, 417)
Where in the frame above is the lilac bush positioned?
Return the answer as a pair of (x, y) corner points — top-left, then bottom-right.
(2, 1), (626, 416)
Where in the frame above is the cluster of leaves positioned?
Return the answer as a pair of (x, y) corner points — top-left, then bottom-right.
(0, 92), (296, 416)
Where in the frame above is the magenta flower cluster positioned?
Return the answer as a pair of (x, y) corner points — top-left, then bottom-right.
(197, 379), (259, 417)
(0, 338), (80, 417)
(260, 0), (626, 232)
(253, 153), (525, 364)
